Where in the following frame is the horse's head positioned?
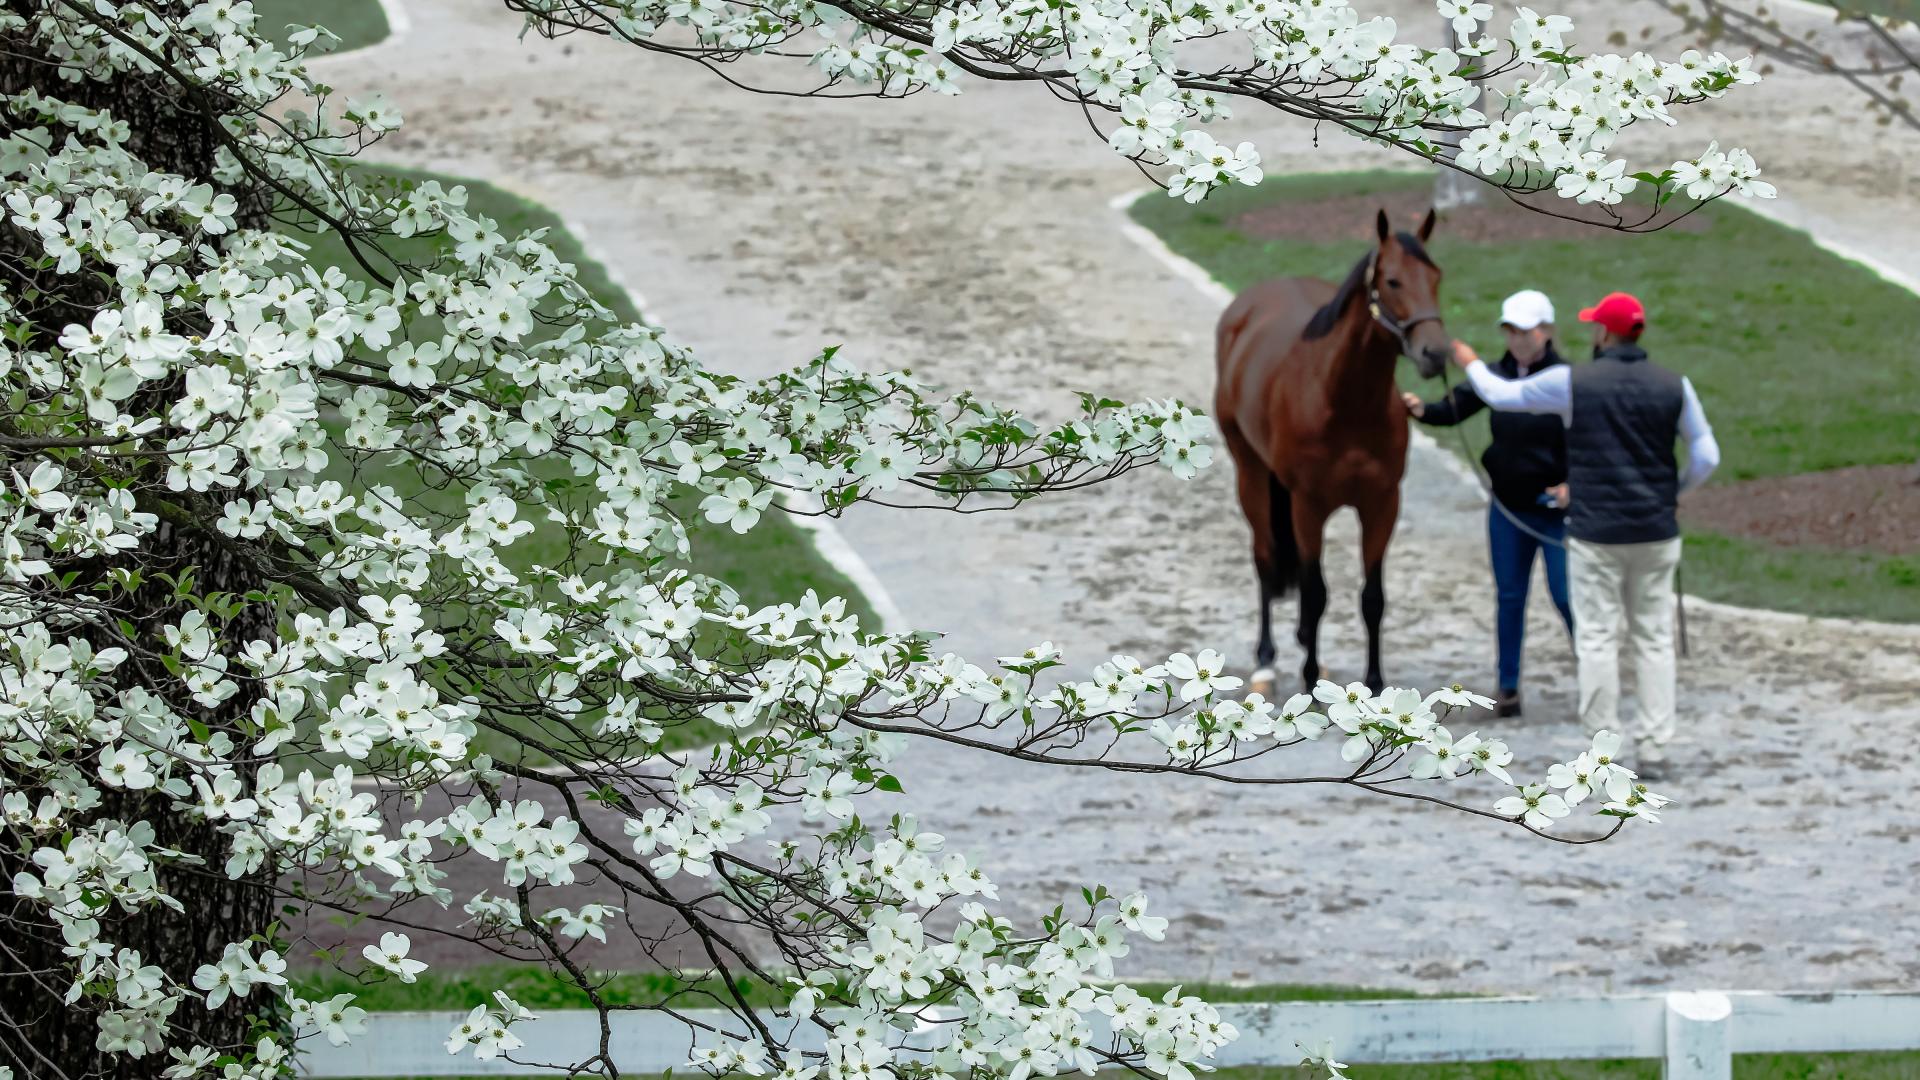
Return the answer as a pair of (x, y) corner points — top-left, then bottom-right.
(1371, 208), (1449, 379)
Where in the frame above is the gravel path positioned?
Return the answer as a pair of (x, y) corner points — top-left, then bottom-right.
(315, 0), (1920, 995)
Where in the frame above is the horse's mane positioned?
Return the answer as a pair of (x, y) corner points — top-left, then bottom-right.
(1301, 254), (1371, 340)
(1301, 232), (1436, 341)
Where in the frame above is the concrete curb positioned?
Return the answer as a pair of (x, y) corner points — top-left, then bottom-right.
(1107, 181), (1920, 639)
(1735, 192), (1920, 297)
(372, 0), (411, 40)
(780, 495), (910, 635)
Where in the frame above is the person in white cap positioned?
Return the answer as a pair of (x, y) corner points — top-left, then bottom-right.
(1402, 289), (1572, 718)
(1446, 291), (1721, 777)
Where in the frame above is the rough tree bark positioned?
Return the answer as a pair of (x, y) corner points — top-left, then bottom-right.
(1435, 13), (1489, 211)
(0, 11), (285, 1076)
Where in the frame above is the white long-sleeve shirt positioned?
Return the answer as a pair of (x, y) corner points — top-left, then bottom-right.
(1461, 359), (1721, 493)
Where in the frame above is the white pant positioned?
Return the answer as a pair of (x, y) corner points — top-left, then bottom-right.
(1568, 536), (1683, 759)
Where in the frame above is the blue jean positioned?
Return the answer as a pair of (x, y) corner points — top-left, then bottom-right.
(1488, 502), (1573, 692)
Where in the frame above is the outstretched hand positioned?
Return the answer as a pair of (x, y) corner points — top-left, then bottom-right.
(1450, 340), (1479, 368)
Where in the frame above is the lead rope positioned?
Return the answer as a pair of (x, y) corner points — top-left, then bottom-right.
(1675, 561), (1690, 660)
(1434, 365), (1569, 550)
(1431, 364), (1691, 660)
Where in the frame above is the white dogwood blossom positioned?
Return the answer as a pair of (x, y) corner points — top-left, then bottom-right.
(513, 0), (1775, 216)
(2, 0), (1707, 1077)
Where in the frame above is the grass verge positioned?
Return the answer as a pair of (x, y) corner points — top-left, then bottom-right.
(253, 0), (390, 53)
(295, 166), (881, 624)
(1679, 532), (1920, 624)
(297, 965), (1447, 1013)
(1128, 170), (1920, 622)
(283, 167), (880, 757)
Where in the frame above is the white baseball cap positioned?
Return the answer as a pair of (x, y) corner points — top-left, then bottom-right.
(1499, 289), (1555, 330)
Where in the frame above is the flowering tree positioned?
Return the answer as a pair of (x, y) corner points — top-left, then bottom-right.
(513, 0), (1777, 220)
(1648, 0), (1917, 134)
(0, 0), (1766, 1077)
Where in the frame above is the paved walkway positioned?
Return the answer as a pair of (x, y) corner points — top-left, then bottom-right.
(317, 0), (1920, 994)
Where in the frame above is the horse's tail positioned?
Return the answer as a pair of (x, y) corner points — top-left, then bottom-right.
(1266, 472), (1300, 597)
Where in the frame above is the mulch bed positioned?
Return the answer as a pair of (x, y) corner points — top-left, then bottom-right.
(1682, 464), (1920, 556)
(1229, 187), (1711, 246)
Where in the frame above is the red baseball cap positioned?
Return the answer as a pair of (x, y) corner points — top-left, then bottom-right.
(1578, 292), (1646, 335)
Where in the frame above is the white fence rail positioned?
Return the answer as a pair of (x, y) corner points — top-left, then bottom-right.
(300, 990), (1920, 1078)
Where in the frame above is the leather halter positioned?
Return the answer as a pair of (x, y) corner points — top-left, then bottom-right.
(1363, 248), (1443, 359)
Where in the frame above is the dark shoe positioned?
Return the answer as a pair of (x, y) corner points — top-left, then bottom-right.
(1495, 690), (1522, 718)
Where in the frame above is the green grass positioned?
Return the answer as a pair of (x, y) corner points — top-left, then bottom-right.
(282, 168), (880, 758)
(1130, 170), (1920, 621)
(1680, 532), (1920, 624)
(296, 964), (1449, 1013)
(296, 965), (788, 1012)
(301, 167), (881, 625)
(252, 0), (389, 53)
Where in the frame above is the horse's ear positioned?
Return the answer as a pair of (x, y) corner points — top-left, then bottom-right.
(1417, 208), (1437, 242)
(1376, 209), (1390, 243)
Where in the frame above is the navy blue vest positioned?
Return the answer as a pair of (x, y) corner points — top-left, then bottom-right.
(1566, 345), (1685, 544)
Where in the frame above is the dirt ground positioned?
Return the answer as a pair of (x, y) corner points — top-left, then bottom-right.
(1684, 464), (1920, 555)
(313, 0), (1920, 995)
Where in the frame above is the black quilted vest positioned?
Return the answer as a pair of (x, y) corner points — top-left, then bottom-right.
(1566, 344), (1685, 544)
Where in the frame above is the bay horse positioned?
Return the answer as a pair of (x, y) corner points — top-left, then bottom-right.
(1214, 209), (1452, 695)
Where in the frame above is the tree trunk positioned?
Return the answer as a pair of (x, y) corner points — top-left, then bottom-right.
(0, 533), (285, 1079)
(0, 12), (286, 1077)
(1435, 162), (1488, 210)
(1434, 14), (1488, 211)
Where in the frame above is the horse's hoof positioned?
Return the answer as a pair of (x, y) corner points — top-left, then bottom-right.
(1249, 667), (1277, 698)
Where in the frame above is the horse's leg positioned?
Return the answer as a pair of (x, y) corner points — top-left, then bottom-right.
(1222, 424), (1279, 690)
(1357, 488), (1401, 695)
(1290, 495), (1331, 691)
